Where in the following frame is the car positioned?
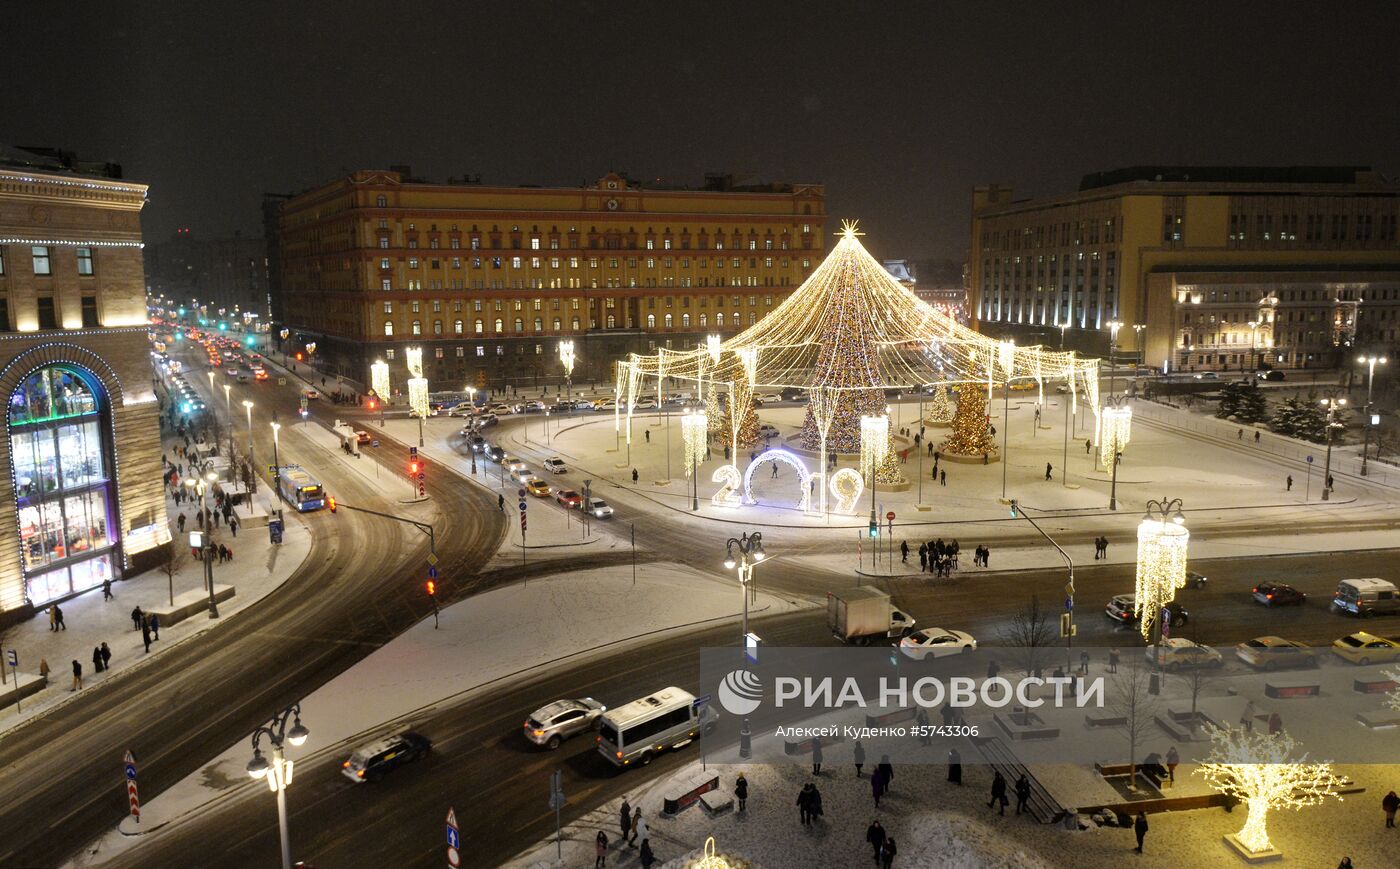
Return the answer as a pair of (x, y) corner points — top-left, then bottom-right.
(1186, 571), (1208, 590)
(555, 489), (583, 508)
(475, 413), (498, 427)
(583, 497), (614, 518)
(1331, 631), (1400, 665)
(503, 456), (529, 472)
(490, 403), (515, 415)
(898, 628), (976, 661)
(524, 698), (607, 749)
(526, 478), (552, 497)
(254, 369), (269, 381)
(483, 444), (505, 462)
(518, 400), (547, 413)
(571, 399), (597, 411)
(1256, 370), (1286, 381)
(355, 430), (371, 445)
(236, 373), (250, 383)
(1252, 581), (1307, 606)
(593, 398), (619, 410)
(302, 388), (320, 400)
(1146, 638), (1223, 669)
(511, 468), (537, 484)
(1192, 371), (1219, 380)
(543, 457), (568, 474)
(1054, 384), (1071, 393)
(633, 398), (658, 410)
(754, 393), (783, 405)
(758, 423), (781, 438)
(225, 367), (239, 376)
(1235, 636), (1319, 670)
(341, 730), (432, 783)
(1105, 594), (1188, 627)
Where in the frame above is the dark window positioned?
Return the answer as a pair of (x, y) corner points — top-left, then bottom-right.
(81, 296), (99, 327)
(37, 297), (58, 330)
(0, 298), (9, 331)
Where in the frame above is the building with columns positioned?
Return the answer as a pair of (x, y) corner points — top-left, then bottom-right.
(0, 147), (169, 624)
(969, 167), (1400, 371)
(273, 170), (825, 393)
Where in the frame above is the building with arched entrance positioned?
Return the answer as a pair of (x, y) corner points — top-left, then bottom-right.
(0, 149), (169, 625)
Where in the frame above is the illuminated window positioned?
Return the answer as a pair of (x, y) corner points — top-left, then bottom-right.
(76, 248), (94, 276)
(384, 321), (394, 336)
(31, 246), (51, 276)
(411, 320), (421, 335)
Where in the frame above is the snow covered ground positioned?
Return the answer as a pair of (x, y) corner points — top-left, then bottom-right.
(76, 562), (807, 864)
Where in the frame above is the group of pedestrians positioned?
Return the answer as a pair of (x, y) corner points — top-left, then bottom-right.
(597, 798), (653, 868)
(915, 539), (959, 577)
(1092, 536), (1110, 559)
(131, 605), (162, 653)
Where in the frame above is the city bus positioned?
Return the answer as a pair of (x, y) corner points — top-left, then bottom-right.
(276, 465), (326, 511)
(595, 686), (716, 768)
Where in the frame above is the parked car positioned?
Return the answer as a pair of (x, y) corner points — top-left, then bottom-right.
(519, 400), (547, 413)
(543, 457), (568, 474)
(1331, 631), (1400, 665)
(593, 398), (618, 410)
(1106, 594), (1189, 627)
(1235, 636), (1318, 670)
(555, 489), (583, 508)
(898, 628), (976, 661)
(1146, 638), (1223, 669)
(758, 423), (781, 438)
(523, 698), (606, 749)
(754, 393), (783, 405)
(341, 731), (432, 783)
(525, 478), (552, 497)
(1252, 581), (1307, 606)
(490, 403), (515, 415)
(1256, 370), (1286, 381)
(571, 399), (597, 411)
(584, 497), (614, 518)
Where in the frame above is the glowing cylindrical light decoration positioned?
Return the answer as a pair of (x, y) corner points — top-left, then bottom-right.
(1134, 516), (1189, 641)
(370, 360), (390, 402)
(1100, 405), (1133, 469)
(405, 345), (424, 379)
(706, 333), (722, 364)
(859, 414), (889, 480)
(558, 340), (576, 378)
(681, 409), (708, 477)
(407, 377), (429, 420)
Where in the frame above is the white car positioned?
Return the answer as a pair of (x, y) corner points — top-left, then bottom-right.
(503, 456), (529, 472)
(633, 398), (658, 410)
(543, 457), (568, 474)
(583, 497), (614, 518)
(301, 388), (320, 400)
(490, 403), (515, 415)
(755, 393), (783, 405)
(513, 469), (540, 485)
(1235, 636), (1318, 670)
(593, 398), (619, 410)
(1145, 638), (1223, 669)
(898, 628), (976, 661)
(758, 423), (780, 438)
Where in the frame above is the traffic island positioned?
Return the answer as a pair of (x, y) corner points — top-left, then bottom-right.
(146, 584), (236, 627)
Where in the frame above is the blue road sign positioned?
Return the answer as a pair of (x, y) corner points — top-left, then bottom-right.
(125, 763), (138, 780)
(427, 565), (438, 579)
(371, 439), (380, 448)
(410, 446), (418, 457)
(446, 826), (460, 849)
(693, 694), (712, 708)
(5, 649), (15, 668)
(519, 502), (527, 512)
(1307, 455), (1314, 464)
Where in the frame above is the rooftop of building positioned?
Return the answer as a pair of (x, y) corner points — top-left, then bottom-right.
(315, 168), (819, 197)
(1079, 165), (1380, 190)
(0, 144), (125, 180)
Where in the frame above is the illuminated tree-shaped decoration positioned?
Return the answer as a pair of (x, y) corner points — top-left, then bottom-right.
(1196, 725), (1345, 856)
(859, 414), (888, 480)
(1100, 404), (1133, 469)
(717, 380), (760, 451)
(940, 388), (997, 457)
(924, 384), (954, 426)
(404, 346), (429, 420)
(1134, 499), (1189, 641)
(370, 360), (390, 402)
(681, 409), (708, 478)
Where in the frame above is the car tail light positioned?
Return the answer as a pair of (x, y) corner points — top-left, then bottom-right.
(356, 769), (364, 778)
(1267, 594), (1273, 599)
(533, 730), (545, 737)
(342, 760), (350, 768)
(616, 751), (623, 759)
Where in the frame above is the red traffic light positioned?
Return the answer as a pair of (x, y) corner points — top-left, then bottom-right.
(295, 352), (303, 361)
(426, 580), (436, 597)
(409, 461), (420, 474)
(327, 495), (337, 513)
(367, 399), (377, 410)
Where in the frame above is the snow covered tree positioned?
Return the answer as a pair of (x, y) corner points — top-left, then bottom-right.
(1196, 726), (1345, 855)
(940, 388), (997, 457)
(1216, 381), (1268, 424)
(1270, 396), (1341, 443)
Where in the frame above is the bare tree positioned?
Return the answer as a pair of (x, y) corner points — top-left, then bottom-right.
(157, 541), (185, 607)
(1106, 658), (1162, 790)
(998, 594), (1057, 678)
(1174, 663), (1220, 736)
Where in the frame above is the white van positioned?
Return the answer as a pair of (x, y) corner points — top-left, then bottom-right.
(1332, 578), (1400, 617)
(596, 686), (716, 768)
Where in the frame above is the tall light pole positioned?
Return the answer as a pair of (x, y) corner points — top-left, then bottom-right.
(559, 340), (576, 399)
(242, 400), (255, 496)
(183, 471), (221, 618)
(1247, 321), (1260, 372)
(1357, 355), (1387, 476)
(1320, 397), (1347, 500)
(246, 703), (310, 869)
(1106, 319), (1123, 399)
(723, 531), (766, 645)
(270, 418), (282, 480)
(222, 382), (232, 417)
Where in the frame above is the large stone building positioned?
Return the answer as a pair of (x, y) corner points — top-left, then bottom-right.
(0, 147), (168, 623)
(144, 229), (269, 317)
(274, 170), (825, 391)
(969, 167), (1400, 371)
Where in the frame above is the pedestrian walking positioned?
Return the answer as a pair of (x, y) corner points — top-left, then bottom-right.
(871, 766), (886, 808)
(940, 469), (946, 486)
(1133, 811), (1149, 853)
(48, 605), (57, 632)
(70, 659), (83, 692)
(38, 657), (51, 682)
(1166, 746), (1179, 782)
(900, 540), (909, 564)
(638, 839), (655, 869)
(103, 578), (114, 601)
(595, 831), (608, 868)
(141, 619), (152, 653)
(1286, 475), (1293, 491)
(797, 783), (817, 825)
(101, 641), (111, 671)
(230, 516), (238, 537)
(92, 646), (104, 674)
(620, 796), (631, 843)
(877, 755), (894, 792)
(150, 613), (160, 641)
(628, 810), (645, 846)
(811, 738), (823, 775)
(880, 837), (898, 869)
(1086, 438), (1092, 454)
(854, 739), (866, 777)
(947, 748), (962, 785)
(177, 513), (187, 533)
(1238, 428), (1244, 440)
(735, 774), (748, 811)
(918, 544), (928, 573)
(1327, 473), (1335, 491)
(866, 820), (886, 864)
(1254, 431), (1261, 444)
(644, 429), (650, 443)
(983, 545), (992, 567)
(130, 605), (144, 631)
(1046, 462), (1053, 480)
(1241, 699), (1256, 732)
(1109, 648), (1120, 673)
(1101, 536), (1109, 558)
(1382, 789), (1399, 827)
(1079, 650), (1090, 674)
(1015, 775), (1032, 815)
(497, 493), (505, 511)
(54, 604), (65, 631)
(1268, 711), (1283, 735)
(988, 771), (1008, 814)
(632, 468), (639, 483)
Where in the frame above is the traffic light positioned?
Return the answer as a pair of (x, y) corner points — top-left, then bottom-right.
(327, 495), (337, 513)
(868, 518), (878, 539)
(1009, 499), (1020, 518)
(409, 460), (420, 475)
(295, 352), (303, 361)
(426, 580), (436, 597)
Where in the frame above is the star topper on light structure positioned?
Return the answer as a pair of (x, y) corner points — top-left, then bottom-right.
(838, 219), (864, 239)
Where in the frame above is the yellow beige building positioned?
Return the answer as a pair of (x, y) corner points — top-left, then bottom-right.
(970, 167), (1400, 372)
(275, 170), (825, 392)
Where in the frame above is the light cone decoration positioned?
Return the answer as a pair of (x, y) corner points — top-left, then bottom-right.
(681, 409), (708, 477)
(370, 360), (390, 403)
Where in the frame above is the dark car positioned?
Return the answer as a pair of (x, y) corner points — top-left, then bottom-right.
(341, 730), (431, 783)
(1252, 581), (1307, 606)
(1106, 594), (1189, 627)
(1256, 370), (1286, 382)
(483, 444), (505, 463)
(1186, 571), (1208, 590)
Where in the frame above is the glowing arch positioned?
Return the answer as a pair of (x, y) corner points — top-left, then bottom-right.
(829, 468), (864, 514)
(742, 448), (812, 511)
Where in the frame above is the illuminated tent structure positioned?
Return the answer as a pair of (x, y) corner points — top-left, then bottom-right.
(615, 222), (1103, 512)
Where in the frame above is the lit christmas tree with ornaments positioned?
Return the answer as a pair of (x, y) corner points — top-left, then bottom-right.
(923, 384), (954, 425)
(940, 388), (998, 457)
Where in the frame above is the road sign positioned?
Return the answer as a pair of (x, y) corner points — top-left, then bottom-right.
(411, 446), (419, 457)
(427, 565), (438, 579)
(371, 439), (380, 448)
(427, 552), (439, 566)
(517, 488), (527, 499)
(269, 518), (284, 545)
(886, 511), (895, 522)
(124, 751), (140, 821)
(518, 501), (527, 512)
(446, 806), (461, 868)
(1307, 455), (1314, 464)
(5, 649), (15, 668)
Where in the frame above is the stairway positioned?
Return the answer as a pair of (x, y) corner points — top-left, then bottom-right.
(968, 734), (1067, 824)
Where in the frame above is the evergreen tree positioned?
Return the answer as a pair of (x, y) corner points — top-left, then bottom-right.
(1270, 397), (1333, 443)
(941, 388), (998, 456)
(1216, 381), (1268, 424)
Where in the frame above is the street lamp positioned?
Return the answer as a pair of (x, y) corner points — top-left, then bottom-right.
(182, 471), (221, 618)
(1247, 321), (1260, 372)
(723, 532), (766, 645)
(370, 360), (390, 428)
(270, 418), (282, 479)
(1058, 323), (1068, 349)
(247, 703), (310, 869)
(559, 340), (576, 399)
(242, 400), (255, 496)
(1357, 355), (1387, 476)
(1106, 319), (1123, 399)
(1319, 397), (1347, 500)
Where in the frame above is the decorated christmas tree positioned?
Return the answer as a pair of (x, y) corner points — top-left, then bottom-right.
(940, 388), (997, 457)
(875, 443), (904, 485)
(713, 384), (760, 449)
(924, 384), (954, 425)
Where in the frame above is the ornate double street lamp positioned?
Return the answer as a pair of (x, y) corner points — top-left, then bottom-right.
(246, 704), (310, 869)
(722, 531), (766, 644)
(1319, 396), (1347, 501)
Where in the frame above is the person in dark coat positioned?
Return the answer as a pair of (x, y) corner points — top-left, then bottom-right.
(102, 578), (113, 601)
(149, 613), (160, 640)
(92, 646), (104, 673)
(866, 820), (886, 863)
(1382, 789), (1399, 827)
(100, 642), (111, 671)
(1014, 775), (1032, 815)
(871, 766), (886, 808)
(142, 621), (152, 654)
(53, 604), (66, 630)
(880, 836), (898, 869)
(619, 797), (631, 842)
(811, 738), (823, 775)
(734, 774), (748, 811)
(988, 771), (1008, 814)
(70, 659), (83, 692)
(1133, 811), (1149, 852)
(638, 838), (655, 869)
(877, 756), (894, 791)
(595, 831), (608, 868)
(854, 738), (866, 776)
(797, 783), (817, 825)
(809, 784), (823, 820)
(918, 544), (928, 573)
(131, 605), (144, 631)
(899, 540), (909, 563)
(947, 748), (962, 784)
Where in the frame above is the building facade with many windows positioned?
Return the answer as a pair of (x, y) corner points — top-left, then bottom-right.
(969, 167), (1400, 371)
(0, 153), (169, 623)
(275, 170), (825, 392)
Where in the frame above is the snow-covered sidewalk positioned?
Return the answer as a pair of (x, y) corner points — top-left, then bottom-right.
(0, 478), (312, 735)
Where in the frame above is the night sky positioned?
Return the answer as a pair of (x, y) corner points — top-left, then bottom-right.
(5, 1), (1398, 262)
